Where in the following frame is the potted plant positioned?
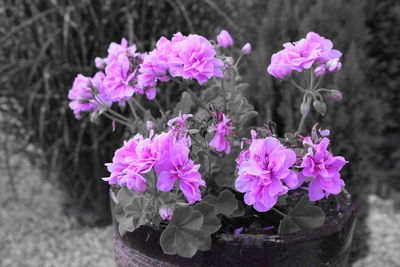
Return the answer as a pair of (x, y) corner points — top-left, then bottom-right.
(68, 30), (356, 266)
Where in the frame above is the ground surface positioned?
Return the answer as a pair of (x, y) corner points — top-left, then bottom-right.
(0, 129), (399, 266)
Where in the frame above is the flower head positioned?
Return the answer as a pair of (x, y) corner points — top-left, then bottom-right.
(299, 137), (347, 201)
(209, 112), (232, 154)
(242, 43), (252, 55)
(106, 38), (138, 64)
(68, 72), (111, 119)
(235, 136), (299, 212)
(168, 33), (224, 84)
(267, 32), (342, 79)
(168, 113), (193, 145)
(217, 30), (233, 48)
(155, 142), (205, 204)
(103, 54), (142, 103)
(159, 207), (173, 220)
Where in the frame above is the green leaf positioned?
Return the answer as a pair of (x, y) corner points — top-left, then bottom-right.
(194, 202), (221, 234)
(228, 202), (245, 218)
(116, 186), (136, 206)
(117, 196), (148, 236)
(201, 85), (219, 103)
(216, 190), (238, 217)
(278, 195), (325, 234)
(160, 206), (208, 258)
(173, 92), (194, 116)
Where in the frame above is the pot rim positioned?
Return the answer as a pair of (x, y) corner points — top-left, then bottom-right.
(110, 187), (356, 245)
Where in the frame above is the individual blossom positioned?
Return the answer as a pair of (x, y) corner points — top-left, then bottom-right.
(217, 30), (233, 48)
(167, 113), (193, 145)
(102, 134), (147, 193)
(106, 38), (138, 64)
(267, 32), (342, 79)
(154, 142), (205, 204)
(298, 137), (347, 201)
(68, 72), (111, 119)
(159, 207), (173, 220)
(137, 37), (174, 100)
(242, 43), (252, 55)
(103, 54), (141, 103)
(208, 112), (232, 154)
(235, 136), (299, 212)
(314, 64), (326, 77)
(326, 58), (342, 73)
(103, 132), (174, 193)
(168, 33), (224, 84)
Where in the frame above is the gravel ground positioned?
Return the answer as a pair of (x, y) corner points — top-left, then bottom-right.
(0, 129), (399, 267)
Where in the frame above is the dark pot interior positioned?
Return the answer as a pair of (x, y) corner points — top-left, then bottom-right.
(110, 189), (357, 267)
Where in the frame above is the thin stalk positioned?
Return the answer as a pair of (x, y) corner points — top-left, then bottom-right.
(127, 99), (139, 121)
(290, 79), (306, 93)
(296, 94), (312, 135)
(185, 86), (213, 116)
(154, 98), (166, 118)
(130, 97), (155, 121)
(103, 112), (132, 128)
(272, 207), (287, 217)
(233, 54), (243, 68)
(221, 78), (227, 113)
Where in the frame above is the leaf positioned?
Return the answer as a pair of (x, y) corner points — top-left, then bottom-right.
(117, 196), (148, 236)
(228, 202), (245, 218)
(173, 92), (194, 116)
(239, 110), (258, 124)
(116, 186), (136, 206)
(201, 85), (219, 103)
(277, 195), (326, 234)
(194, 202), (221, 234)
(216, 190), (238, 217)
(160, 206), (208, 258)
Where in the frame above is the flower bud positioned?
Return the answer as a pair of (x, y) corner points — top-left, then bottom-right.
(313, 100), (326, 116)
(225, 57), (234, 66)
(95, 57), (106, 69)
(241, 43), (252, 55)
(300, 102), (309, 116)
(326, 58), (342, 73)
(329, 89), (342, 101)
(217, 30), (233, 48)
(146, 121), (155, 130)
(314, 64), (326, 77)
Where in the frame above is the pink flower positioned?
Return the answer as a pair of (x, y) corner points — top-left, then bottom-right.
(242, 43), (252, 55)
(159, 207), (173, 220)
(299, 137), (347, 201)
(137, 37), (173, 99)
(154, 142), (205, 204)
(326, 58), (342, 72)
(169, 33), (224, 84)
(68, 72), (111, 119)
(209, 112), (232, 154)
(167, 113), (193, 145)
(235, 136), (299, 212)
(267, 32), (342, 79)
(103, 132), (175, 193)
(103, 134), (148, 193)
(106, 38), (138, 64)
(104, 54), (141, 103)
(95, 57), (107, 69)
(217, 30), (233, 48)
(314, 64), (326, 77)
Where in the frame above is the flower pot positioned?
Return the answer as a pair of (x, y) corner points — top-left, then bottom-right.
(110, 189), (356, 267)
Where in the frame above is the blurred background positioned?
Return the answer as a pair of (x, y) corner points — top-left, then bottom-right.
(1, 0), (399, 266)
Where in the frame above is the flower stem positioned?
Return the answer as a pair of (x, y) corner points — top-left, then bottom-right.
(296, 94), (312, 135)
(221, 77), (227, 113)
(127, 99), (139, 121)
(185, 86), (213, 116)
(130, 97), (155, 121)
(272, 207), (287, 217)
(154, 98), (167, 118)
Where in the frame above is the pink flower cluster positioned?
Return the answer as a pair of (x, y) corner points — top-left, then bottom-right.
(235, 130), (347, 211)
(267, 32), (342, 79)
(235, 132), (300, 212)
(138, 32), (224, 87)
(208, 112), (232, 154)
(68, 72), (112, 119)
(298, 137), (347, 201)
(104, 114), (205, 204)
